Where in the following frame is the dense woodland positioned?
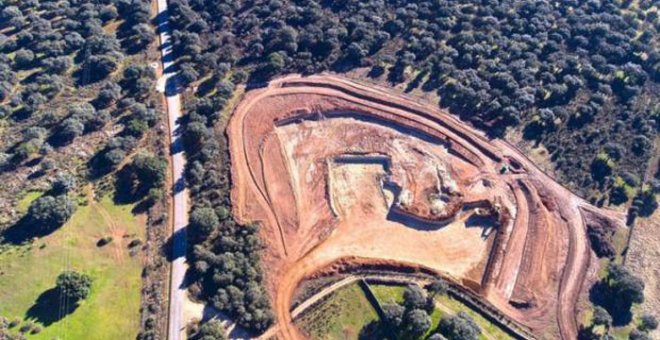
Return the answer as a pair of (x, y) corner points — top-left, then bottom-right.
(168, 0), (660, 337)
(0, 0), (168, 339)
(0, 0), (162, 220)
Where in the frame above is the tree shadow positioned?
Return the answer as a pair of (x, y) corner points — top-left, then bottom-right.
(111, 165), (159, 214)
(113, 166), (139, 205)
(86, 150), (113, 180)
(404, 69), (428, 93)
(522, 122), (544, 141)
(245, 69), (273, 90)
(46, 133), (73, 148)
(27, 169), (47, 180)
(25, 287), (79, 326)
(368, 65), (386, 79)
(464, 214), (498, 239)
(195, 77), (217, 97)
(162, 226), (187, 262)
(2, 217), (57, 245)
(421, 75), (439, 92)
(359, 320), (388, 340)
(131, 200), (151, 215)
(10, 107), (34, 122)
(385, 208), (453, 231)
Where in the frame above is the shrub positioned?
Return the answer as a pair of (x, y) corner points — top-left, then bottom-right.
(26, 195), (75, 232)
(629, 329), (652, 340)
(194, 319), (227, 340)
(438, 312), (481, 340)
(51, 172), (76, 195)
(97, 236), (113, 247)
(56, 270), (93, 302)
(189, 207), (218, 237)
(55, 117), (85, 144)
(593, 306), (612, 327)
(30, 325), (42, 334)
(403, 308), (431, 339)
(131, 153), (167, 190)
(18, 321), (33, 334)
(639, 314), (658, 332)
(382, 303), (405, 328)
(128, 239), (142, 248)
(427, 279), (449, 297)
(14, 49), (35, 68)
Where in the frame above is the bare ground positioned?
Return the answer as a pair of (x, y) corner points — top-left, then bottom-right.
(227, 74), (624, 340)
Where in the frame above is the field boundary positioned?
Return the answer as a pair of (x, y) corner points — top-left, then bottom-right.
(291, 269), (535, 340)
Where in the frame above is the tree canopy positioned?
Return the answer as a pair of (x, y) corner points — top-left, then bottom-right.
(56, 270), (93, 302)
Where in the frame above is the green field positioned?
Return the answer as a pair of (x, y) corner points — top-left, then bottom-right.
(0, 193), (145, 339)
(370, 284), (406, 305)
(296, 283), (379, 339)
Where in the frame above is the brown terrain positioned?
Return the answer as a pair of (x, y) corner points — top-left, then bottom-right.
(227, 74), (624, 339)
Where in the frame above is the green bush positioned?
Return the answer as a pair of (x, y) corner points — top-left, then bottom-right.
(56, 270), (93, 302)
(26, 195), (75, 232)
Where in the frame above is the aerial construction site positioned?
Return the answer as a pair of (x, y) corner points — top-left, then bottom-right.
(227, 75), (626, 339)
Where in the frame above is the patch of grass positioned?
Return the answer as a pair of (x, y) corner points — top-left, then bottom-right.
(370, 284), (405, 305)
(610, 325), (633, 340)
(296, 283), (379, 340)
(219, 85), (246, 122)
(596, 227), (629, 279)
(16, 191), (43, 214)
(612, 227), (629, 264)
(0, 194), (145, 339)
(433, 294), (513, 340)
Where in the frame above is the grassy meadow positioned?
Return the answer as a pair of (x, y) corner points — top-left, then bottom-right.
(0, 192), (145, 339)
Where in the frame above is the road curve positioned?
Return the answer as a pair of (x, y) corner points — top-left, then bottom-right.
(155, 1), (189, 339)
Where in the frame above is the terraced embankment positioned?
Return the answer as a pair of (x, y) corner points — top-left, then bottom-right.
(227, 74), (623, 339)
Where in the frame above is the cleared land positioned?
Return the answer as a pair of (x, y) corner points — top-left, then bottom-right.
(228, 75), (625, 339)
(0, 193), (144, 339)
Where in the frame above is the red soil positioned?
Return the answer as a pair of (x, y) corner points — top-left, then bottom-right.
(227, 74), (622, 339)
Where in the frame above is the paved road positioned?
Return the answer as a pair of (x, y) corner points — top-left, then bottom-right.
(154, 1), (189, 339)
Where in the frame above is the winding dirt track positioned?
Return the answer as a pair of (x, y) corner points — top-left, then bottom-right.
(227, 75), (622, 339)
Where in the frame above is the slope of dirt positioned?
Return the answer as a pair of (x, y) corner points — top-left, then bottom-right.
(227, 74), (623, 339)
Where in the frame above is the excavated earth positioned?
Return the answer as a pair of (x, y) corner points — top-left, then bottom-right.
(227, 75), (624, 339)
